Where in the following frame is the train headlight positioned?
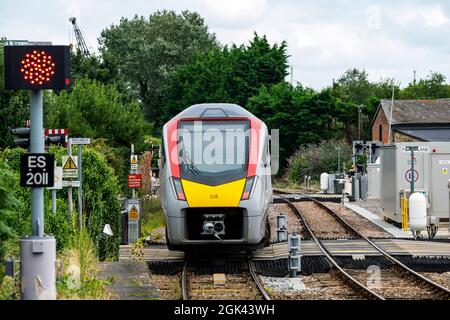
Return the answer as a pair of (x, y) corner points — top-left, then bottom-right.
(172, 177), (186, 201)
(241, 176), (255, 200)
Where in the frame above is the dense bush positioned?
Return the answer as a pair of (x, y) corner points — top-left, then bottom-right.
(0, 146), (121, 261)
(286, 140), (352, 183)
(82, 148), (121, 261)
(0, 157), (18, 261)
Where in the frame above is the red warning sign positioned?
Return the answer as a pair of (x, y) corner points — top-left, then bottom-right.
(128, 174), (143, 188)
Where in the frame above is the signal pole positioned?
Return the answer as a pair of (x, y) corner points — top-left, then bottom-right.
(5, 44), (70, 300)
(68, 139), (73, 222)
(20, 90), (57, 300)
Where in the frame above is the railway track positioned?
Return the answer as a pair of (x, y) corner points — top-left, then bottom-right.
(181, 259), (271, 300)
(273, 190), (450, 300)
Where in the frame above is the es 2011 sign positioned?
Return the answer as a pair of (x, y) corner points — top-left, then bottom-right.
(20, 153), (54, 187)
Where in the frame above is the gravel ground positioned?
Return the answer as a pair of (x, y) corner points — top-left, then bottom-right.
(322, 202), (393, 238)
(150, 274), (181, 300)
(345, 267), (440, 300)
(265, 269), (362, 300)
(267, 203), (306, 241)
(188, 273), (262, 300)
(293, 202), (354, 239)
(145, 226), (166, 243)
(422, 272), (450, 290)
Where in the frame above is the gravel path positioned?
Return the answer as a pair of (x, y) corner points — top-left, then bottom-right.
(97, 261), (160, 300)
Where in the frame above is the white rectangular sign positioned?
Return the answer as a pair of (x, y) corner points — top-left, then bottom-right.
(439, 160), (450, 165)
(401, 146), (430, 153)
(48, 166), (63, 190)
(62, 180), (80, 188)
(71, 138), (91, 145)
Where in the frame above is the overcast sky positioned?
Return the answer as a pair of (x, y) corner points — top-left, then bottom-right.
(1, 0), (450, 89)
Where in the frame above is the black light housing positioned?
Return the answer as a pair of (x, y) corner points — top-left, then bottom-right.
(4, 45), (70, 90)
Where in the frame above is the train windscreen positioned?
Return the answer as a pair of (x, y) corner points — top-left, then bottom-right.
(178, 120), (250, 185)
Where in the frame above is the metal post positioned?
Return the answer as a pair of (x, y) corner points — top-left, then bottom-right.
(30, 90), (44, 237)
(448, 179), (450, 233)
(20, 90), (56, 300)
(336, 147), (341, 173)
(78, 144), (82, 230)
(68, 139), (72, 222)
(358, 105), (362, 141)
(52, 189), (56, 214)
(410, 148), (415, 196)
(131, 144), (136, 199)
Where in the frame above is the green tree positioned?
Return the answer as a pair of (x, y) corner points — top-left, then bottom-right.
(400, 72), (450, 99)
(99, 10), (219, 129)
(163, 34), (289, 123)
(45, 78), (150, 148)
(248, 83), (335, 166)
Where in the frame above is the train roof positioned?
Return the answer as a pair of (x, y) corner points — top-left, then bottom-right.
(175, 103), (259, 120)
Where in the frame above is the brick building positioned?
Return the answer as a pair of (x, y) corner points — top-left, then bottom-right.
(371, 99), (450, 144)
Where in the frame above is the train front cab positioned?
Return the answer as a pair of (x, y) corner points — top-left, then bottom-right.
(161, 114), (272, 251)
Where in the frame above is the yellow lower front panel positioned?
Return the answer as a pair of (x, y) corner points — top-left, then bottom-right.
(181, 178), (246, 207)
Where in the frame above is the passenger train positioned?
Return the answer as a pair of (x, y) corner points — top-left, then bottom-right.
(160, 103), (273, 251)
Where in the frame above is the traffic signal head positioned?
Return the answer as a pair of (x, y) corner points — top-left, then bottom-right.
(11, 127), (30, 148)
(3, 45), (70, 90)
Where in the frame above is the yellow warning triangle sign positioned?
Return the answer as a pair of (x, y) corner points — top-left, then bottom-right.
(130, 205), (138, 214)
(63, 157), (77, 170)
(131, 156), (137, 165)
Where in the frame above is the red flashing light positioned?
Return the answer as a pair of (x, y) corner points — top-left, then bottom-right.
(19, 50), (55, 85)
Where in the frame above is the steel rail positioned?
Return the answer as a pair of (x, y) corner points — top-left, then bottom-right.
(181, 261), (189, 300)
(298, 193), (450, 299)
(274, 192), (385, 300)
(248, 259), (271, 300)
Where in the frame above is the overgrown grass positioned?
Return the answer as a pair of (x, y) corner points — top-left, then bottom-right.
(140, 197), (166, 237)
(273, 179), (320, 191)
(57, 228), (112, 300)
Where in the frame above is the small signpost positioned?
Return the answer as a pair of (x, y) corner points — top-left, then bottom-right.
(70, 137), (90, 231)
(48, 166), (62, 215)
(130, 154), (138, 170)
(127, 144), (140, 244)
(20, 153), (54, 187)
(127, 199), (140, 243)
(62, 155), (78, 178)
(62, 180), (81, 188)
(128, 173), (143, 189)
(127, 201), (140, 221)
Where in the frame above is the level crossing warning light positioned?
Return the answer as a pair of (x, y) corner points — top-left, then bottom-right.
(3, 45), (70, 90)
